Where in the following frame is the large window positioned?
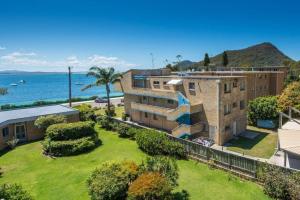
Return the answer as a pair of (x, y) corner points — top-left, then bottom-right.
(189, 82), (195, 90)
(153, 81), (160, 85)
(240, 81), (245, 91)
(2, 127), (9, 138)
(153, 114), (158, 120)
(224, 104), (231, 115)
(167, 99), (174, 104)
(224, 83), (231, 93)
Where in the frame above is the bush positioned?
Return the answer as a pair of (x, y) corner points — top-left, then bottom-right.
(135, 129), (187, 158)
(6, 137), (19, 149)
(42, 121), (99, 156)
(87, 160), (138, 200)
(259, 164), (300, 200)
(45, 121), (96, 140)
(34, 115), (66, 131)
(42, 136), (99, 156)
(278, 81), (300, 111)
(247, 96), (279, 126)
(74, 104), (96, 121)
(127, 172), (172, 200)
(139, 156), (179, 187)
(97, 115), (115, 130)
(105, 105), (116, 117)
(0, 183), (33, 200)
(117, 123), (131, 138)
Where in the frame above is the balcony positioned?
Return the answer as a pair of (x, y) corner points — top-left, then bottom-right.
(131, 102), (202, 121)
(171, 122), (205, 138)
(128, 87), (178, 100)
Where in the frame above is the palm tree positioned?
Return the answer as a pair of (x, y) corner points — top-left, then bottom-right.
(82, 67), (121, 116)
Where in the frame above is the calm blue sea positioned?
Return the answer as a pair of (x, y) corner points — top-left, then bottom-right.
(0, 73), (123, 105)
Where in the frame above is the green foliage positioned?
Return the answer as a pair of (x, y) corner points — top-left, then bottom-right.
(203, 53), (210, 67)
(34, 115), (66, 131)
(127, 172), (172, 200)
(87, 160), (138, 200)
(0, 183), (33, 200)
(73, 104), (96, 121)
(116, 124), (138, 139)
(135, 129), (187, 158)
(139, 156), (179, 187)
(259, 164), (300, 200)
(105, 105), (116, 117)
(278, 81), (300, 111)
(42, 121), (99, 156)
(247, 96), (279, 125)
(97, 115), (114, 130)
(45, 121), (96, 140)
(222, 51), (229, 66)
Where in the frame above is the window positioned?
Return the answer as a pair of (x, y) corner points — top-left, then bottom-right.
(232, 102), (237, 108)
(240, 100), (245, 110)
(153, 114), (158, 120)
(240, 81), (245, 91)
(265, 74), (267, 79)
(167, 99), (174, 104)
(153, 81), (160, 85)
(189, 82), (195, 90)
(163, 81), (167, 85)
(233, 80), (238, 88)
(224, 104), (231, 115)
(225, 125), (231, 132)
(144, 112), (148, 118)
(2, 127), (9, 138)
(224, 83), (231, 93)
(142, 96), (147, 101)
(153, 97), (157, 102)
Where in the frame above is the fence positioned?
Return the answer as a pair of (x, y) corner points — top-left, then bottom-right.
(112, 118), (298, 179)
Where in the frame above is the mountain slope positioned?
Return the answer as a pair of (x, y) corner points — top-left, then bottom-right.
(197, 42), (293, 68)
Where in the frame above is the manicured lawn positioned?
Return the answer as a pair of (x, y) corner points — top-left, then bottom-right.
(0, 126), (269, 200)
(95, 105), (124, 118)
(227, 126), (278, 159)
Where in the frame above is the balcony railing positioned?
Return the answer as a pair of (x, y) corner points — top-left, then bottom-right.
(131, 102), (173, 116)
(171, 122), (205, 138)
(128, 87), (178, 100)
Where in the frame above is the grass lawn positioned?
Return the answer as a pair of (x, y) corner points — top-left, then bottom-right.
(95, 105), (124, 118)
(227, 126), (278, 159)
(0, 126), (269, 200)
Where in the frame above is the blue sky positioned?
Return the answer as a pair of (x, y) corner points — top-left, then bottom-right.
(0, 0), (299, 72)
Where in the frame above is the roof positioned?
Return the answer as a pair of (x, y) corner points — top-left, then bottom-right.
(0, 105), (79, 127)
(278, 129), (300, 155)
(167, 79), (183, 85)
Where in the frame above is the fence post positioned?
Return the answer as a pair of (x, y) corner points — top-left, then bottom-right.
(279, 113), (282, 128)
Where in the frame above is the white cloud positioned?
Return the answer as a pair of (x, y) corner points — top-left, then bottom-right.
(0, 46), (6, 50)
(0, 51), (136, 72)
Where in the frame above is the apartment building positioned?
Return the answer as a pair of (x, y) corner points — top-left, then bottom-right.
(182, 70), (285, 101)
(116, 69), (247, 145)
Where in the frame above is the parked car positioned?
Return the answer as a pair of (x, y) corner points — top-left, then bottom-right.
(94, 97), (108, 103)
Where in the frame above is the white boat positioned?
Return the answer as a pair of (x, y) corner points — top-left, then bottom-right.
(75, 82), (84, 85)
(10, 83), (18, 86)
(19, 80), (26, 84)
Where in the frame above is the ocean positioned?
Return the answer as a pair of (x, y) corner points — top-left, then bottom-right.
(0, 73), (123, 105)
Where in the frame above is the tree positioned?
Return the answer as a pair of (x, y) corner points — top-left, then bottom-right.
(82, 67), (121, 116)
(222, 51), (229, 67)
(278, 81), (300, 111)
(203, 53), (210, 70)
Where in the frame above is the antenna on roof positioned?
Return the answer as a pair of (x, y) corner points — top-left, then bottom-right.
(150, 53), (155, 69)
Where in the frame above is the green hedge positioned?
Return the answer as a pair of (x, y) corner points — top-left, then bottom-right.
(0, 183), (33, 200)
(135, 129), (187, 159)
(46, 121), (96, 141)
(42, 136), (99, 156)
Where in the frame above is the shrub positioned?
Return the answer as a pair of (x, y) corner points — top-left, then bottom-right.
(34, 115), (66, 131)
(278, 81), (300, 111)
(127, 172), (172, 200)
(122, 113), (129, 121)
(42, 121), (99, 156)
(117, 123), (131, 138)
(127, 127), (139, 139)
(97, 115), (114, 130)
(139, 156), (179, 187)
(45, 121), (96, 140)
(0, 183), (33, 200)
(247, 96), (279, 125)
(87, 160), (138, 200)
(135, 129), (187, 158)
(105, 105), (116, 117)
(259, 164), (300, 200)
(74, 104), (96, 121)
(42, 136), (99, 156)
(6, 137), (19, 149)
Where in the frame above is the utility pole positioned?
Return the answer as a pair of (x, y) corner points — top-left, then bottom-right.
(68, 66), (72, 107)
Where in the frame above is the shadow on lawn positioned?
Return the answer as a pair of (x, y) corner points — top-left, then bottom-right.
(173, 189), (190, 200)
(227, 130), (269, 150)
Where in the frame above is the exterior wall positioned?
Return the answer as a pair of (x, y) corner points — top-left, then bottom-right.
(120, 69), (247, 145)
(0, 113), (79, 150)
